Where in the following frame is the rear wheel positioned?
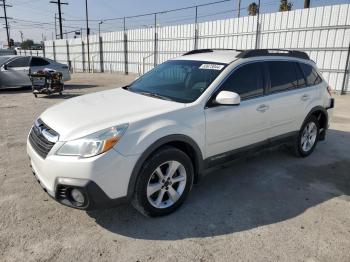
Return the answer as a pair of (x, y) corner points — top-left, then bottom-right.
(293, 115), (320, 157)
(132, 146), (194, 217)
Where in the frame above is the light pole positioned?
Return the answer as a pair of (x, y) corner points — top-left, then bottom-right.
(98, 21), (103, 37)
(85, 0), (90, 72)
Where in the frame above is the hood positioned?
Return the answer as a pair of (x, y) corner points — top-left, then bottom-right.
(40, 88), (184, 141)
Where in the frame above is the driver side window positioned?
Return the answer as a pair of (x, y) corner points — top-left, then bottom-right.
(220, 62), (264, 100)
(7, 57), (30, 68)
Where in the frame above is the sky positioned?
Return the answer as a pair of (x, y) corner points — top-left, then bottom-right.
(0, 0), (349, 44)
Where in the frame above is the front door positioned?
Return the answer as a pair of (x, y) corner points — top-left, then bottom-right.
(205, 62), (270, 158)
(0, 57), (31, 87)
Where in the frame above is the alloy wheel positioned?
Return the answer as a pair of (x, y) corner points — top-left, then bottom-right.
(146, 160), (187, 209)
(301, 122), (317, 152)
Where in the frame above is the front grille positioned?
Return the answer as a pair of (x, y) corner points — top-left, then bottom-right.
(29, 119), (58, 159)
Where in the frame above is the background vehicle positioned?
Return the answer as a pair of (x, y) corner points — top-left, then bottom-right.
(27, 49), (334, 217)
(0, 55), (70, 89)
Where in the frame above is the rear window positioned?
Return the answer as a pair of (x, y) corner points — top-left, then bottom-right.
(267, 61), (306, 93)
(31, 57), (50, 66)
(299, 63), (322, 86)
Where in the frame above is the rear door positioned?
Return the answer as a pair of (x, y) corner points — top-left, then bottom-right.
(30, 56), (51, 73)
(34, 58), (70, 81)
(0, 57), (31, 87)
(264, 60), (309, 138)
(205, 62), (271, 158)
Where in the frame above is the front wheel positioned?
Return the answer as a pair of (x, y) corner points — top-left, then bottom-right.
(293, 115), (320, 157)
(132, 146), (194, 217)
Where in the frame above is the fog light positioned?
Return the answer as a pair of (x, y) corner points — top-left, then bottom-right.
(70, 188), (85, 206)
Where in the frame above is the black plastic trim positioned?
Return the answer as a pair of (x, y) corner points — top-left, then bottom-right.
(54, 179), (127, 210)
(327, 98), (335, 110)
(126, 134), (204, 199)
(204, 131), (298, 168)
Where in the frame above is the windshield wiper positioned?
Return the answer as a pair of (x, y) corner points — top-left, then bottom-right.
(139, 91), (173, 101)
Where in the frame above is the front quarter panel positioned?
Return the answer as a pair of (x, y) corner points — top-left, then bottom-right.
(114, 105), (206, 158)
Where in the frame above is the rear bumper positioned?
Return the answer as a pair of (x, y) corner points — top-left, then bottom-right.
(326, 98), (334, 128)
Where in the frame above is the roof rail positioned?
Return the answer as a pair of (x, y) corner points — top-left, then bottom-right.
(183, 49), (214, 56)
(183, 48), (243, 56)
(236, 49), (310, 60)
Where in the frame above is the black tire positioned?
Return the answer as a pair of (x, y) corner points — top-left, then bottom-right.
(132, 146), (194, 217)
(293, 115), (320, 157)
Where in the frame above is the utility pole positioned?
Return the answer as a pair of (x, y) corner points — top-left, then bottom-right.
(85, 0), (90, 72)
(50, 0), (68, 39)
(54, 13), (57, 39)
(98, 21), (103, 38)
(304, 0), (310, 8)
(255, 0), (261, 49)
(0, 0), (12, 48)
(19, 30), (23, 42)
(237, 0), (241, 18)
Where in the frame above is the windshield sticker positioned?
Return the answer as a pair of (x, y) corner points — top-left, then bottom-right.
(199, 64), (224, 70)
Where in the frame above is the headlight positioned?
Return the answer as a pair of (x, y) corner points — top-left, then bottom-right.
(56, 124), (128, 158)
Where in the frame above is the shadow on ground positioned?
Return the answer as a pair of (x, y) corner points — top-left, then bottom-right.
(0, 84), (97, 94)
(0, 86), (32, 93)
(87, 129), (350, 240)
(64, 84), (97, 90)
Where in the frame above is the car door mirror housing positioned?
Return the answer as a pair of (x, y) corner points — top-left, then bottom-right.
(3, 64), (8, 70)
(215, 91), (241, 106)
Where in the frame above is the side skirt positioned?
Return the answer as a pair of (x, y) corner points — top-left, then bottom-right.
(204, 131), (298, 169)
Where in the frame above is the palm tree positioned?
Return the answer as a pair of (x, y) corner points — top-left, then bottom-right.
(248, 2), (259, 16)
(279, 0), (293, 12)
(304, 0), (310, 8)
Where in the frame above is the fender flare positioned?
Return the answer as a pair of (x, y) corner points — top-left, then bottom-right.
(126, 134), (204, 199)
(302, 106), (329, 130)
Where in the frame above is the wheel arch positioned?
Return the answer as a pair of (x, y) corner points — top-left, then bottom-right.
(126, 134), (204, 199)
(302, 106), (329, 140)
(304, 106), (328, 130)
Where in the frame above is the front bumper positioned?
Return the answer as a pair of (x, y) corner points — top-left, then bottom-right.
(27, 138), (139, 210)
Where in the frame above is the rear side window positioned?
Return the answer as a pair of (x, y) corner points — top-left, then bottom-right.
(7, 57), (30, 68)
(299, 63), (322, 86)
(220, 62), (264, 99)
(267, 61), (306, 93)
(31, 57), (50, 66)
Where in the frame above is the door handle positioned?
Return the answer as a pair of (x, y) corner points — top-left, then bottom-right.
(301, 94), (310, 101)
(256, 104), (269, 112)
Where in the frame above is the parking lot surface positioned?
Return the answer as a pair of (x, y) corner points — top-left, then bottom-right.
(0, 73), (349, 262)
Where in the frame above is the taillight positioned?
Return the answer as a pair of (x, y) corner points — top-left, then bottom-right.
(327, 85), (332, 96)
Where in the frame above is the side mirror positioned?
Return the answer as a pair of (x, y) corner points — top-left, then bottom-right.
(3, 64), (8, 70)
(215, 91), (240, 106)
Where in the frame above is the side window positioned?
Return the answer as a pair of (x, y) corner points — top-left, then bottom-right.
(299, 63), (322, 86)
(7, 57), (30, 68)
(31, 57), (50, 67)
(267, 61), (302, 93)
(294, 63), (306, 88)
(220, 63), (264, 99)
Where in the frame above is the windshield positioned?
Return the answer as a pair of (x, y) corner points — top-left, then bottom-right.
(128, 60), (226, 103)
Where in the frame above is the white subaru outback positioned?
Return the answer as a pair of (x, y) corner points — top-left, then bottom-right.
(27, 49), (334, 216)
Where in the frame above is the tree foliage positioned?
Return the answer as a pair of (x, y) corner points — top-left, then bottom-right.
(248, 2), (259, 16)
(279, 0), (293, 11)
(20, 39), (34, 50)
